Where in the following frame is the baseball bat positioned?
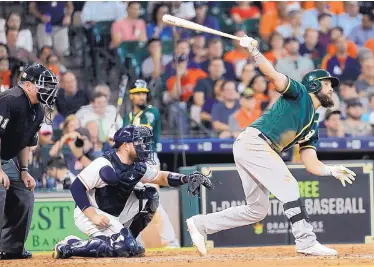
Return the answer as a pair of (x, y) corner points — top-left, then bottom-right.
(108, 75), (128, 139)
(162, 14), (258, 47)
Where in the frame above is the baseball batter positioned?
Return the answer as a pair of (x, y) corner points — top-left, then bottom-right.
(187, 35), (356, 256)
(53, 125), (212, 259)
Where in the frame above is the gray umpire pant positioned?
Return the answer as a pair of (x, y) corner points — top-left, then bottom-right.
(0, 159), (34, 253)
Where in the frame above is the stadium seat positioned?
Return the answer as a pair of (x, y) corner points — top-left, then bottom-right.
(242, 19), (260, 37)
(218, 14), (238, 35)
(162, 40), (174, 55)
(90, 21), (113, 47)
(117, 41), (148, 77)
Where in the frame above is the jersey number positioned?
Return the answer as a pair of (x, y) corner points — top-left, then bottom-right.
(0, 116), (9, 130)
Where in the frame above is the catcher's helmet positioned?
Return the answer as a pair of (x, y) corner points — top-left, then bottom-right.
(20, 63), (59, 108)
(301, 69), (340, 94)
(113, 125), (154, 163)
(129, 79), (149, 94)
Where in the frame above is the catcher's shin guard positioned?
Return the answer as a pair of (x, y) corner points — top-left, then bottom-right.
(54, 228), (144, 258)
(130, 185), (160, 238)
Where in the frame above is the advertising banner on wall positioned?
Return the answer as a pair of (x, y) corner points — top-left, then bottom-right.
(25, 200), (85, 251)
(199, 162), (374, 247)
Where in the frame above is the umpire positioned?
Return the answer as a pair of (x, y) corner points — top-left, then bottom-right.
(0, 64), (59, 259)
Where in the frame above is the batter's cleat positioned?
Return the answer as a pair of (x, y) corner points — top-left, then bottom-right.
(296, 242), (337, 256)
(186, 218), (207, 256)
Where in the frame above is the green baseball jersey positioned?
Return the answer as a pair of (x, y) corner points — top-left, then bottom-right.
(123, 105), (161, 147)
(250, 77), (320, 154)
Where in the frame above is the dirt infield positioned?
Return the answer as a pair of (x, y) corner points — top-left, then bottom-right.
(3, 244), (374, 267)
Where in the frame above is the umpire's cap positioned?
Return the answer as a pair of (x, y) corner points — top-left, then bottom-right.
(129, 79), (149, 94)
(301, 69), (340, 94)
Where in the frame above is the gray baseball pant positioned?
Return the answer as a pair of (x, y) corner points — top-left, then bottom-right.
(0, 159), (34, 253)
(192, 127), (317, 249)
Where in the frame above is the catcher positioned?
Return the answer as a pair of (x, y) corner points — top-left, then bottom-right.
(52, 125), (212, 259)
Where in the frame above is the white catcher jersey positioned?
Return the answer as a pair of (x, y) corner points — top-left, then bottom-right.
(77, 156), (158, 209)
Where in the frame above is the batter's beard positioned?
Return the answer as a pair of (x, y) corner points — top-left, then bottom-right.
(316, 91), (334, 108)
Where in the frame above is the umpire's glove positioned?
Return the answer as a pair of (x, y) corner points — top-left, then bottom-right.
(327, 165), (356, 187)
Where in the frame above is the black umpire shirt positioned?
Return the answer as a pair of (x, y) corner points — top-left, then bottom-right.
(0, 86), (44, 160)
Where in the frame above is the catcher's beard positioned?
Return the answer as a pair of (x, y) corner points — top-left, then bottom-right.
(316, 91), (334, 108)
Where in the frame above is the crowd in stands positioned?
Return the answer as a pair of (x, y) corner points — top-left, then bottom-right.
(0, 1), (374, 190)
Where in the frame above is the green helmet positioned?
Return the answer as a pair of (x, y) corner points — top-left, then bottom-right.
(301, 69), (340, 94)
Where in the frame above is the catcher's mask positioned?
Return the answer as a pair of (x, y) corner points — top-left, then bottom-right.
(20, 64), (59, 124)
(113, 125), (154, 163)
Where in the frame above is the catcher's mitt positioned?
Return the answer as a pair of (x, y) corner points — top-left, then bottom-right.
(184, 171), (213, 196)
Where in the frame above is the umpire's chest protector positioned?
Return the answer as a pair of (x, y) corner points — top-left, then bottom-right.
(95, 150), (144, 216)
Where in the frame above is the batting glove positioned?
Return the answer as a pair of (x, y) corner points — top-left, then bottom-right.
(239, 35), (256, 49)
(327, 165), (356, 187)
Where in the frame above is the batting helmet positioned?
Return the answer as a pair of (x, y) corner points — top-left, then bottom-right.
(113, 125), (154, 162)
(129, 79), (149, 94)
(301, 69), (340, 94)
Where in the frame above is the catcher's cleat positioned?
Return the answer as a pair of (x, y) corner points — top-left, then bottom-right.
(186, 218), (207, 256)
(296, 242), (337, 256)
(52, 241), (73, 259)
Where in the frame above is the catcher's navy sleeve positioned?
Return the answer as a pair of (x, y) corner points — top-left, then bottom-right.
(70, 178), (91, 211)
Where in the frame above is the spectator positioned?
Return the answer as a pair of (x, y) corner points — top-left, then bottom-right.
(75, 91), (123, 142)
(230, 1), (260, 24)
(0, 12), (33, 52)
(6, 28), (39, 64)
(38, 45), (53, 65)
(299, 28), (326, 61)
(55, 71), (90, 117)
(211, 81), (240, 138)
(200, 38), (235, 80)
(362, 93), (374, 123)
(169, 1), (196, 21)
(200, 79), (225, 129)
(349, 13), (374, 47)
(327, 27), (358, 58)
(49, 126), (98, 175)
(336, 2), (362, 37)
(187, 1), (219, 40)
(193, 58), (225, 115)
(0, 57), (11, 91)
(45, 156), (74, 190)
(318, 13), (333, 51)
(264, 32), (287, 65)
(228, 88), (261, 138)
(29, 1), (73, 56)
(237, 63), (257, 93)
(38, 123), (55, 145)
(365, 38), (374, 53)
(302, 1), (344, 15)
(249, 74), (269, 112)
(141, 38), (172, 81)
(259, 1), (288, 43)
(319, 109), (349, 138)
(322, 35), (361, 82)
(81, 1), (127, 25)
(166, 54), (207, 103)
(47, 53), (67, 78)
(84, 120), (111, 156)
(355, 57), (374, 94)
(48, 106), (65, 131)
(302, 2), (337, 30)
(62, 114), (81, 135)
(146, 3), (173, 41)
(190, 34), (207, 64)
(224, 30), (251, 74)
(275, 37), (314, 81)
(164, 40), (200, 80)
(0, 43), (8, 58)
(276, 10), (305, 43)
(343, 98), (371, 136)
(111, 1), (147, 47)
(338, 80), (360, 113)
